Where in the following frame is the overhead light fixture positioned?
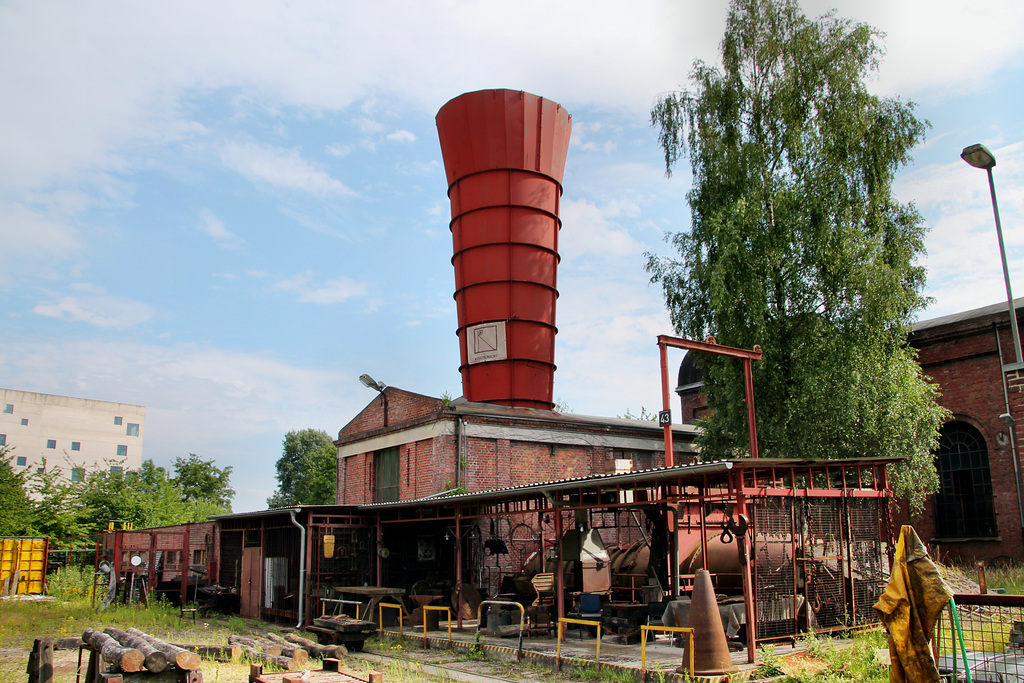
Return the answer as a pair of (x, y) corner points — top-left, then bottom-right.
(961, 143), (1022, 364)
(359, 373), (386, 393)
(961, 143), (996, 170)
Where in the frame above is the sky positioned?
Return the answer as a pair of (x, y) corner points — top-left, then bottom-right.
(1, 0), (1023, 513)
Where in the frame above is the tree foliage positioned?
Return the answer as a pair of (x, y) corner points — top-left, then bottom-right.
(648, 0), (948, 510)
(0, 447), (35, 536)
(173, 453), (234, 510)
(0, 452), (233, 542)
(267, 429), (337, 508)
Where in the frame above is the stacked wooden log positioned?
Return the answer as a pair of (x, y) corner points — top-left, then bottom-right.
(228, 635), (308, 671)
(81, 627), (202, 674)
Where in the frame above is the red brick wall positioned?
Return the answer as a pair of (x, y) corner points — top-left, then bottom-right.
(901, 316), (1024, 564)
(338, 388), (443, 440)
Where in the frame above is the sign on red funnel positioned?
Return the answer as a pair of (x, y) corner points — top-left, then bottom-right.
(436, 89), (571, 410)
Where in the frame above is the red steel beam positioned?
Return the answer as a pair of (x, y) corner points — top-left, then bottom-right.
(657, 335), (763, 462)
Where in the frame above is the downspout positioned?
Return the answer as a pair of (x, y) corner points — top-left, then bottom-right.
(288, 509), (306, 629)
(993, 324), (1024, 542)
(455, 415), (462, 492)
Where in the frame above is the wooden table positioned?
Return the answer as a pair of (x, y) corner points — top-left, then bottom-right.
(332, 586), (407, 622)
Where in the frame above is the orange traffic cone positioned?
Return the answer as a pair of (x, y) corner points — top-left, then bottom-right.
(678, 569), (737, 676)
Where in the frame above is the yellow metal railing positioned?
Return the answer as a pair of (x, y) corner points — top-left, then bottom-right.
(378, 602), (404, 636)
(640, 625), (694, 678)
(475, 600), (526, 658)
(556, 617), (602, 669)
(421, 605), (453, 646)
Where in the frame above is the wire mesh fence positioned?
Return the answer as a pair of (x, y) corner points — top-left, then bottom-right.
(935, 593), (1024, 682)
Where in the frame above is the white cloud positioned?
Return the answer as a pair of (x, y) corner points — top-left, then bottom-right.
(326, 143), (352, 157)
(219, 140), (358, 197)
(0, 201), (82, 282)
(271, 271), (370, 304)
(197, 209), (245, 250)
(900, 141), (1024, 318)
(32, 284), (154, 328)
(386, 129), (416, 143)
(560, 198), (643, 262)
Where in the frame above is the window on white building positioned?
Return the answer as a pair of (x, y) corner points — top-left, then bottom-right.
(20, 419), (27, 426)
(16, 456), (26, 466)
(71, 467), (85, 482)
(3, 404), (12, 414)
(46, 439), (56, 449)
(110, 466), (122, 475)
(114, 416), (122, 426)
(116, 445), (127, 457)
(126, 423), (139, 437)
(71, 441), (80, 451)
(0, 434), (5, 446)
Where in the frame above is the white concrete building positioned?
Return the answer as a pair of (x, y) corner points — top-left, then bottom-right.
(0, 389), (145, 483)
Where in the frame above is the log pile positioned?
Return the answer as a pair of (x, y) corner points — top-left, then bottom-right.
(76, 626), (202, 679)
(228, 634), (308, 671)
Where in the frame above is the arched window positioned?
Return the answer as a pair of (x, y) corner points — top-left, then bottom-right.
(934, 421), (997, 538)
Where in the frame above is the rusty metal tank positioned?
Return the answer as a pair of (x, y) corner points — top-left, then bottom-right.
(435, 89), (571, 410)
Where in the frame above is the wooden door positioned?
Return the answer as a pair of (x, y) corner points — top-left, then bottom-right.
(240, 547), (262, 618)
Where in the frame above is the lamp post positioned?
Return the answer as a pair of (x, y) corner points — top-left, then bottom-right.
(962, 143), (1023, 364)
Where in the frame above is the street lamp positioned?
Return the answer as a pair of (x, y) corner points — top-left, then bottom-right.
(359, 373), (388, 426)
(961, 143), (1023, 364)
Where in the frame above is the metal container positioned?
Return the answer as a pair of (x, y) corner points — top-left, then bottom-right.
(436, 89), (571, 409)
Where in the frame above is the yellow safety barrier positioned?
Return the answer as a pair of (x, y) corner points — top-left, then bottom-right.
(476, 600), (526, 659)
(421, 605), (453, 646)
(378, 601), (405, 636)
(640, 625), (694, 678)
(556, 617), (602, 669)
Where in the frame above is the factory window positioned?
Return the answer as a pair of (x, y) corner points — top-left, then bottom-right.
(116, 445), (128, 457)
(46, 439), (56, 449)
(3, 404), (12, 414)
(114, 416), (122, 426)
(71, 441), (80, 451)
(71, 467), (85, 482)
(20, 419), (28, 426)
(126, 423), (139, 437)
(16, 456), (26, 466)
(374, 447), (399, 503)
(934, 421), (997, 539)
(192, 549), (207, 565)
(0, 434), (5, 446)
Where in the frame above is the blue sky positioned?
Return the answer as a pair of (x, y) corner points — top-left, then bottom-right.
(1, 0), (1022, 512)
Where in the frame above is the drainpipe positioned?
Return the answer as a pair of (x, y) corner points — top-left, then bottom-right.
(456, 415), (465, 491)
(994, 324), (1024, 544)
(287, 509), (306, 629)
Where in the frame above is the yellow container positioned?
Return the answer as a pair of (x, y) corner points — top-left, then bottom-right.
(0, 537), (48, 594)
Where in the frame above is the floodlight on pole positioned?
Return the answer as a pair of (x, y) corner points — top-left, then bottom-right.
(359, 373), (386, 393)
(961, 143), (1022, 364)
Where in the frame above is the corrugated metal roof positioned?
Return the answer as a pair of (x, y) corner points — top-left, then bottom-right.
(913, 298), (1024, 333)
(358, 459), (736, 509)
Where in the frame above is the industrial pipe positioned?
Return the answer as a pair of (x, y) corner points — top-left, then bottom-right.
(287, 509), (307, 629)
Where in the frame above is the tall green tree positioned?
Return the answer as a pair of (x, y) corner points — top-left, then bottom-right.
(173, 453), (234, 511)
(648, 0), (948, 510)
(0, 447), (35, 536)
(267, 429), (337, 507)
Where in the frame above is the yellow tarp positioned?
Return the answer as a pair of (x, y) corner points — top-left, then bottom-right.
(873, 525), (953, 683)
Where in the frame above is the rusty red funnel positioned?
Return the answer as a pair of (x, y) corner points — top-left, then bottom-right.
(436, 89), (571, 410)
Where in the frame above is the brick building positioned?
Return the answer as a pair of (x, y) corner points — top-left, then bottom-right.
(907, 298), (1024, 564)
(335, 387), (700, 505)
(674, 299), (1024, 565)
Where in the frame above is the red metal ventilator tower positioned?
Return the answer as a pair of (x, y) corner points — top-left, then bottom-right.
(436, 89), (571, 410)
